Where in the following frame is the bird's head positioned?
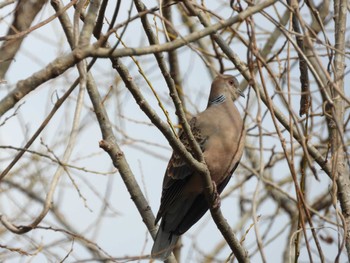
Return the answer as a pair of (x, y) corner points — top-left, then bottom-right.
(208, 74), (244, 106)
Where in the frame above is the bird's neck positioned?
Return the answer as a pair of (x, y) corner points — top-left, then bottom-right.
(208, 94), (226, 106)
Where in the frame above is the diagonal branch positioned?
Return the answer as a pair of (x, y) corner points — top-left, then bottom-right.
(0, 0), (280, 117)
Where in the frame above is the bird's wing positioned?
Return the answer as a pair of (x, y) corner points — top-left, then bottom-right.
(155, 117), (207, 224)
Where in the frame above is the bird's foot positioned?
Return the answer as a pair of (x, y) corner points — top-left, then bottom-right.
(211, 181), (221, 209)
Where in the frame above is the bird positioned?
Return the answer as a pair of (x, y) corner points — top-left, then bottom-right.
(151, 74), (245, 260)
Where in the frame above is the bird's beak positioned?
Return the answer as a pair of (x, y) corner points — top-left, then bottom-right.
(238, 88), (245, 98)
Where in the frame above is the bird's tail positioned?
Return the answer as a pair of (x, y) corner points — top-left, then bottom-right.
(151, 228), (179, 260)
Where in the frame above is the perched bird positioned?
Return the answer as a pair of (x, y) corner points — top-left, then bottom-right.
(151, 74), (245, 260)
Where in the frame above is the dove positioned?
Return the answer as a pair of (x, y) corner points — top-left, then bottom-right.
(152, 75), (245, 260)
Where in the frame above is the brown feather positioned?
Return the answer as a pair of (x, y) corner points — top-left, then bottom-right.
(152, 75), (245, 260)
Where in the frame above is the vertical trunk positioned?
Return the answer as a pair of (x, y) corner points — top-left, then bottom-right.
(332, 0), (350, 260)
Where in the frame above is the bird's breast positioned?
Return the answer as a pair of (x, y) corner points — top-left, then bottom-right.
(200, 105), (244, 184)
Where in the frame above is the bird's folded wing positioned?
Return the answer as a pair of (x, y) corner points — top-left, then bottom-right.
(155, 117), (208, 223)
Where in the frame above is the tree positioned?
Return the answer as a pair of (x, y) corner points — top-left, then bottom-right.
(0, 0), (349, 262)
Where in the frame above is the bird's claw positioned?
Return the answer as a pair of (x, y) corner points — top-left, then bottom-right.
(211, 181), (221, 209)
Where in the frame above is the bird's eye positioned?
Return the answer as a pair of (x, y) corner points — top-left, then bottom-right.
(228, 80), (234, 85)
